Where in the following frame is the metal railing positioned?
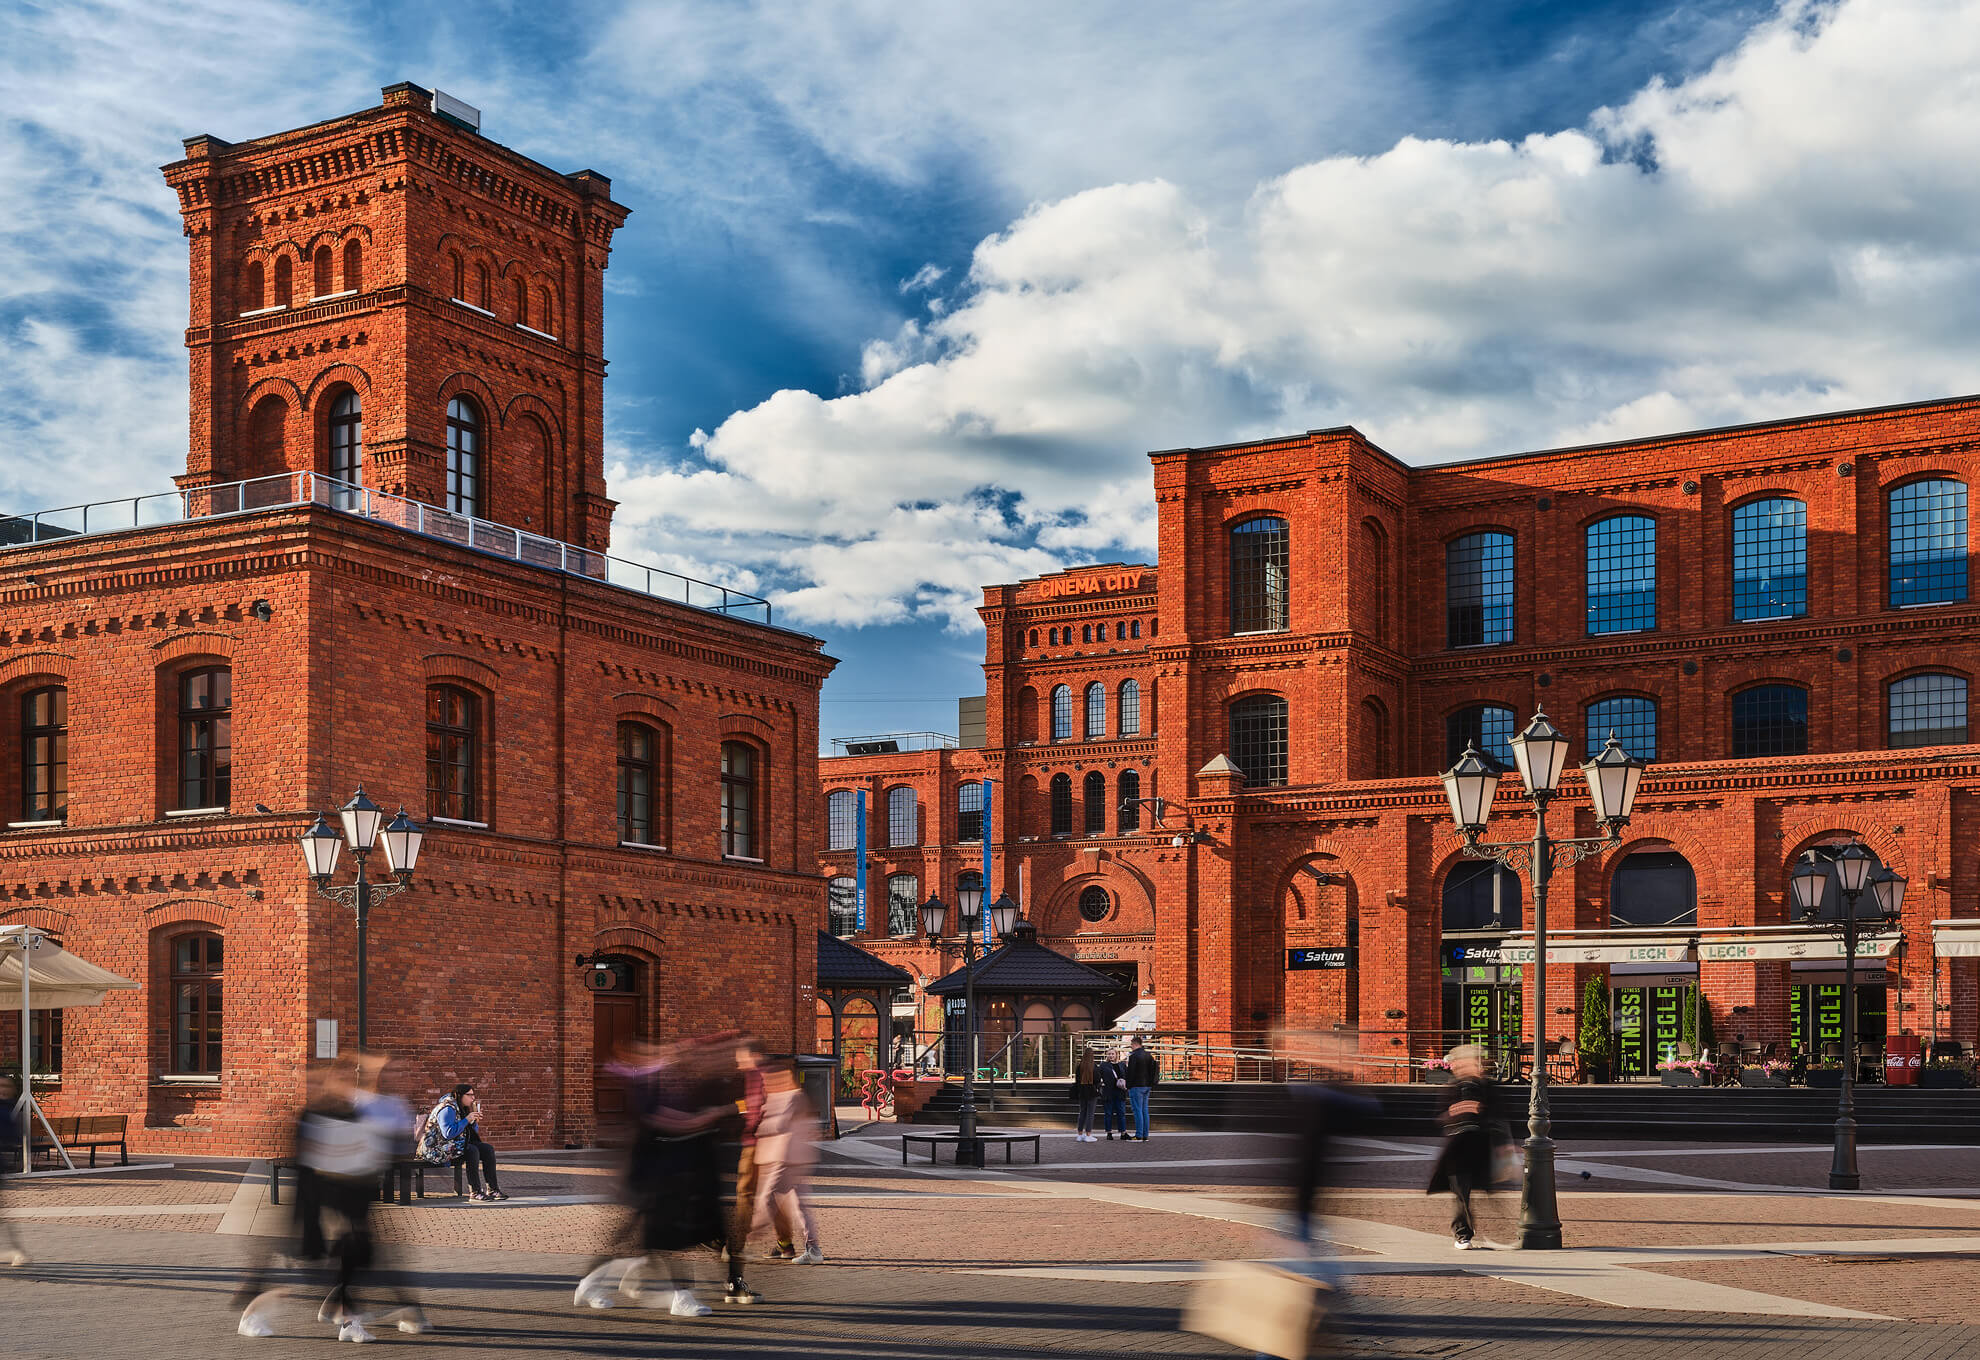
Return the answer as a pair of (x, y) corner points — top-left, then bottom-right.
(0, 471), (773, 625)
(830, 732), (961, 755)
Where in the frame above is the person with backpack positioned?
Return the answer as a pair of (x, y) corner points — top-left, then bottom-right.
(418, 1084), (507, 1201)
(1096, 1049), (1129, 1141)
(1124, 1035), (1160, 1142)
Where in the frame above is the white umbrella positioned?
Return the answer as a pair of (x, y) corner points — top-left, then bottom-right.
(0, 925), (138, 1171)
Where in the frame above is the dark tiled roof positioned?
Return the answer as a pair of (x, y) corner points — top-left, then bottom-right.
(816, 931), (914, 988)
(925, 930), (1125, 996)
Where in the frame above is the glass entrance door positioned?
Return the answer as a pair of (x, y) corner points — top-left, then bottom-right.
(1442, 975), (1523, 1076)
(1614, 986), (1687, 1076)
(1789, 982), (1886, 1059)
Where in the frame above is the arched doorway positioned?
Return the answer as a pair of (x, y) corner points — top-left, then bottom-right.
(839, 997), (881, 1098)
(1607, 847), (1699, 1077)
(1440, 862), (1523, 1071)
(589, 957), (641, 1137)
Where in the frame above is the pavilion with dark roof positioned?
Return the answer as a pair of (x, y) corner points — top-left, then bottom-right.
(925, 921), (1131, 1073)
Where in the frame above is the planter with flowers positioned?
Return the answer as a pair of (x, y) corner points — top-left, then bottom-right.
(1657, 1058), (1715, 1087)
(1420, 1058), (1454, 1084)
(1920, 1058), (1975, 1089)
(1739, 1060), (1791, 1088)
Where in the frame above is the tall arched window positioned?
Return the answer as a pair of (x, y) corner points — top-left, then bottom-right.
(1586, 514), (1657, 634)
(1081, 625), (1092, 644)
(1442, 861), (1522, 933)
(617, 721), (662, 846)
(887, 874), (919, 937)
(827, 876), (859, 937)
(887, 786), (918, 847)
(1889, 479), (1968, 606)
(1050, 685), (1073, 741)
(1083, 770), (1107, 834)
(343, 239), (363, 292)
(1446, 703), (1516, 771)
(1610, 851), (1696, 927)
(721, 740), (760, 858)
(243, 260), (264, 312)
(20, 685), (67, 822)
(312, 245), (333, 298)
(1360, 518), (1389, 640)
(957, 781), (984, 843)
(1130, 620), (1141, 639)
(1047, 628), (1058, 646)
(1447, 531), (1514, 647)
(1118, 679), (1141, 736)
(1084, 682), (1107, 739)
(1049, 773), (1073, 835)
(1731, 684), (1808, 758)
(1117, 769), (1140, 832)
(474, 262), (491, 310)
(513, 276), (528, 326)
(825, 789), (858, 850)
(1731, 498), (1807, 620)
(1889, 673), (1968, 747)
(273, 255), (293, 307)
(1231, 517), (1291, 633)
(177, 667), (232, 811)
(1229, 694), (1289, 787)
(445, 396), (482, 517)
(1586, 695), (1658, 760)
(328, 390), (362, 490)
(170, 931), (223, 1074)
(425, 685), (479, 821)
(1028, 630), (1038, 647)
(449, 251), (465, 299)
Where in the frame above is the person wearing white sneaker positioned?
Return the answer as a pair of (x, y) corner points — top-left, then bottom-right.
(749, 1060), (824, 1269)
(1070, 1050), (1100, 1144)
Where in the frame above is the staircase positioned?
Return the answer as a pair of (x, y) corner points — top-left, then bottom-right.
(909, 1080), (1980, 1143)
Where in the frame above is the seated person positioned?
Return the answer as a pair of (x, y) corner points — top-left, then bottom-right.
(426, 1083), (508, 1201)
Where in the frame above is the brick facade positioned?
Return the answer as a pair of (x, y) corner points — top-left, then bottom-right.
(0, 86), (833, 1156)
(824, 400), (1980, 1075)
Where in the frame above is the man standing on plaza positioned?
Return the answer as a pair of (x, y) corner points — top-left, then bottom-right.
(1124, 1036), (1159, 1142)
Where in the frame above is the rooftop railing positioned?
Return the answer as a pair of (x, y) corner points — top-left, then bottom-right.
(831, 732), (961, 755)
(0, 471), (773, 625)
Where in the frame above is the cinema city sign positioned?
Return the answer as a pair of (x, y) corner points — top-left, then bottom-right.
(1035, 569), (1150, 599)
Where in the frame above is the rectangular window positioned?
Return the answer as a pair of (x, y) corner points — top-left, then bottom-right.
(617, 722), (658, 844)
(1889, 479), (1968, 607)
(1889, 674), (1968, 748)
(887, 875), (919, 937)
(1231, 518), (1291, 633)
(887, 788), (917, 847)
(957, 782), (984, 843)
(425, 686), (479, 821)
(826, 791), (859, 850)
(1731, 686), (1808, 758)
(827, 876), (859, 936)
(721, 741), (758, 858)
(177, 668), (232, 810)
(171, 932), (223, 1074)
(30, 1008), (61, 1075)
(1446, 533), (1514, 647)
(21, 686), (67, 821)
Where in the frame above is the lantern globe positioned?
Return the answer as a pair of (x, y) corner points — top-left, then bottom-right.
(1789, 855), (1829, 917)
(919, 893), (949, 940)
(1440, 744), (1501, 835)
(1869, 865), (1907, 919)
(957, 878), (984, 921)
(1508, 710), (1573, 794)
(380, 807), (425, 877)
(1834, 841), (1875, 895)
(339, 785), (385, 853)
(1581, 733), (1646, 826)
(300, 814), (344, 881)
(988, 894), (1020, 938)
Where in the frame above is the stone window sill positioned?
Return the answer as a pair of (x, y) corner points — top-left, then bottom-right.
(723, 854), (765, 865)
(166, 807), (228, 818)
(7, 820), (63, 830)
(154, 1074), (220, 1087)
(429, 816), (487, 829)
(619, 841), (669, 852)
(451, 298), (497, 318)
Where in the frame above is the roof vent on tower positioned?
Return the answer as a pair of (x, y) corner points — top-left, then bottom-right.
(433, 89), (481, 133)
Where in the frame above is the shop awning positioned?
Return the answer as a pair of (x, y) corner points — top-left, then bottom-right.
(1931, 921), (1980, 958)
(1500, 933), (1694, 965)
(1696, 930), (1901, 962)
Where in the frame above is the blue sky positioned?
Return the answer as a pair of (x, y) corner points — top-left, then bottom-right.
(7, 1), (1980, 746)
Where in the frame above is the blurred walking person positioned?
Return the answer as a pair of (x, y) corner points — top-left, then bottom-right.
(1070, 1048), (1100, 1143)
(752, 1059), (824, 1263)
(720, 1036), (769, 1303)
(0, 1073), (30, 1266)
(1425, 1044), (1502, 1250)
(1124, 1036), (1159, 1141)
(1097, 1049), (1129, 1141)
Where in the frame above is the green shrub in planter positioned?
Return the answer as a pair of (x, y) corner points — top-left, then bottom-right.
(1579, 977), (1611, 1082)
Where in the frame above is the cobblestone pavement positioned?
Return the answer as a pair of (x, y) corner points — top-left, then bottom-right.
(1, 1126), (1979, 1357)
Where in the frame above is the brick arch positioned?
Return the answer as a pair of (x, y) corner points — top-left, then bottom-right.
(1779, 820), (1911, 882)
(0, 906), (74, 933)
(1269, 839), (1373, 914)
(304, 362), (374, 412)
(1882, 469), (1966, 495)
(141, 898), (230, 929)
(151, 632), (237, 664)
(1591, 826), (1725, 925)
(721, 712), (774, 738)
(499, 392), (565, 445)
(1222, 507), (1290, 530)
(1726, 488), (1807, 513)
(1440, 521), (1517, 545)
(1576, 505), (1664, 534)
(1036, 862), (1156, 936)
(235, 375), (306, 420)
(591, 925), (665, 957)
(612, 691), (679, 723)
(0, 651), (75, 685)
(423, 652), (499, 690)
(436, 371), (502, 421)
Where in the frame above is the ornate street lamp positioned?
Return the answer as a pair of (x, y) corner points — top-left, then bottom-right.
(1440, 720), (1646, 1250)
(300, 787), (426, 1048)
(921, 885), (1019, 1167)
(1791, 841), (1905, 1189)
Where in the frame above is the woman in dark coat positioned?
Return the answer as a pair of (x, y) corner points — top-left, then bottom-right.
(1070, 1050), (1100, 1142)
(1424, 1044), (1501, 1249)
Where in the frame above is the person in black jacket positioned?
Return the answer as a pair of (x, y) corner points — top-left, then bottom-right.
(1424, 1044), (1501, 1249)
(1095, 1050), (1129, 1140)
(1123, 1036), (1159, 1141)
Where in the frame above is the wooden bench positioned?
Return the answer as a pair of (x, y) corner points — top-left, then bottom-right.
(31, 1114), (129, 1167)
(900, 1130), (1042, 1165)
(269, 1157), (421, 1207)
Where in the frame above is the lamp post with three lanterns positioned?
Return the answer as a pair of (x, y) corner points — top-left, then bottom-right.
(1440, 711), (1647, 1250)
(298, 787), (426, 1050)
(918, 883), (1019, 1168)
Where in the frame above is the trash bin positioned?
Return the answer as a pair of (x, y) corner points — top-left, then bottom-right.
(794, 1053), (841, 1138)
(1886, 1033), (1922, 1087)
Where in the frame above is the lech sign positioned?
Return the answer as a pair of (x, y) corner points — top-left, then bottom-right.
(1287, 946), (1354, 971)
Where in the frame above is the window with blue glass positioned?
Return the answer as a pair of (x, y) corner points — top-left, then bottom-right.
(1585, 695), (1657, 760)
(1446, 703), (1516, 771)
(1888, 673), (1968, 748)
(1731, 498), (1806, 620)
(1888, 479), (1968, 607)
(1586, 515), (1657, 634)
(1731, 684), (1808, 758)
(1446, 532), (1514, 647)
(1050, 684), (1073, 741)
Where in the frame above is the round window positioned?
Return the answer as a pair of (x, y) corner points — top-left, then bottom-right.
(1078, 886), (1111, 923)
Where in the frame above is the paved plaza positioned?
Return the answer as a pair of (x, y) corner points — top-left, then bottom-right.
(5, 1116), (1980, 1357)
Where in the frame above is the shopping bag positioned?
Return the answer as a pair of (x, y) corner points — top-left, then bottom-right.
(1182, 1260), (1330, 1360)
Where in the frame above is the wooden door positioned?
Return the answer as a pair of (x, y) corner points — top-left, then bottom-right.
(593, 993), (640, 1131)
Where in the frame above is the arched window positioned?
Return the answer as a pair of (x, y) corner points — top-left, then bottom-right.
(617, 721), (661, 846)
(1131, 620), (1141, 639)
(1084, 682), (1107, 739)
(1586, 695), (1658, 760)
(1889, 673), (1968, 747)
(177, 667), (232, 811)
(1229, 694), (1289, 787)
(1046, 627), (1058, 646)
(312, 245), (333, 299)
(1117, 769), (1140, 832)
(1079, 885), (1112, 923)
(1889, 479), (1968, 606)
(720, 740), (760, 858)
(1231, 517), (1291, 633)
(513, 276), (528, 326)
(1016, 687), (1039, 744)
(1610, 851), (1696, 927)
(887, 874), (919, 937)
(449, 251), (465, 299)
(1081, 625), (1092, 644)
(1118, 679), (1141, 736)
(1049, 773), (1073, 835)
(20, 685), (67, 822)
(1028, 630), (1038, 647)
(1731, 684), (1808, 758)
(474, 262), (491, 310)
(1731, 498), (1807, 620)
(425, 685), (479, 821)
(1361, 518), (1390, 640)
(1361, 697), (1390, 778)
(538, 286), (556, 336)
(1446, 703), (1516, 771)
(887, 786), (918, 847)
(249, 395), (286, 478)
(1083, 770), (1106, 833)
(273, 255), (293, 307)
(445, 396), (482, 517)
(328, 390), (362, 490)
(957, 781), (984, 843)
(1050, 685), (1073, 741)
(825, 789), (858, 850)
(170, 931), (224, 1074)
(827, 876), (859, 937)
(1442, 861), (1522, 933)
(1586, 515), (1657, 634)
(1447, 531), (1514, 646)
(243, 260), (264, 312)
(343, 239), (362, 292)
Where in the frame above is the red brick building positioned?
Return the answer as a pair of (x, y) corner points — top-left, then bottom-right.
(0, 85), (833, 1155)
(824, 398), (1980, 1078)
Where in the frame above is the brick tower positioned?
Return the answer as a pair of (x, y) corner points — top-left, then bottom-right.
(161, 82), (627, 549)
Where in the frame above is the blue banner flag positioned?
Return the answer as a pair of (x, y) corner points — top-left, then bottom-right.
(981, 778), (994, 947)
(854, 789), (867, 932)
